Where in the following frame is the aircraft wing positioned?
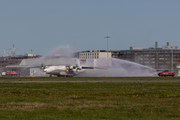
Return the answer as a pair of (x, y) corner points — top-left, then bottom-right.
(81, 66), (107, 69)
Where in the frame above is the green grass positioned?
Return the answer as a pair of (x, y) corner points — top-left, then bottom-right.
(0, 76), (180, 81)
(0, 82), (180, 119)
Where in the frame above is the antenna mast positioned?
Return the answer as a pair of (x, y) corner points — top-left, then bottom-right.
(9, 44), (19, 56)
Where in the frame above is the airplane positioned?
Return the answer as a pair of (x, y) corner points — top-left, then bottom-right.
(41, 64), (106, 77)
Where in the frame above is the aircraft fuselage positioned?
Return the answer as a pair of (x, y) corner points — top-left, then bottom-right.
(43, 66), (78, 77)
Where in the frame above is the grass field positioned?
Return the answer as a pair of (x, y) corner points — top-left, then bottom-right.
(0, 78), (180, 120)
(0, 76), (180, 81)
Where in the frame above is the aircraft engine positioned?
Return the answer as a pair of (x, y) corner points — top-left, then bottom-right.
(66, 66), (74, 72)
(77, 66), (82, 70)
(74, 66), (81, 74)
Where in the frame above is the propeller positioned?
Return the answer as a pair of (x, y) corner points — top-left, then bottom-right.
(41, 63), (46, 69)
(73, 64), (82, 71)
(74, 64), (79, 74)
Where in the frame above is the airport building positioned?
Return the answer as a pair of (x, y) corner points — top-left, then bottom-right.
(0, 54), (41, 68)
(78, 50), (111, 63)
(0, 54), (41, 76)
(79, 42), (180, 70)
(111, 42), (180, 70)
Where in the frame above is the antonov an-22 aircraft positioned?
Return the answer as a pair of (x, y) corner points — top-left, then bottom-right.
(42, 64), (106, 77)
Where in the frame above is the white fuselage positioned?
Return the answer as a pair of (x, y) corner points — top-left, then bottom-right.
(43, 65), (84, 77)
(44, 66), (67, 73)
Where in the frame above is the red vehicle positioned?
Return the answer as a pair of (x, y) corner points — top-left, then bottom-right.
(2, 71), (20, 77)
(158, 70), (175, 77)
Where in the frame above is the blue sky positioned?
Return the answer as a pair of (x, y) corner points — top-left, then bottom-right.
(0, 0), (180, 56)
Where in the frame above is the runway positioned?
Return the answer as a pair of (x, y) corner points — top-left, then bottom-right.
(0, 80), (180, 83)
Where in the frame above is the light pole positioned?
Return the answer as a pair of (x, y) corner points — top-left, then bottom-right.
(172, 49), (173, 71)
(104, 36), (111, 58)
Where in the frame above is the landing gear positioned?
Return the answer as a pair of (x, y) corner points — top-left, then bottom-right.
(57, 75), (66, 77)
(56, 75), (73, 77)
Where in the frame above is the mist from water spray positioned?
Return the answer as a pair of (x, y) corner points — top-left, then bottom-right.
(28, 46), (75, 67)
(78, 58), (157, 77)
(42, 46), (75, 58)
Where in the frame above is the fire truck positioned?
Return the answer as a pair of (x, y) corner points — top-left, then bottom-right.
(158, 70), (175, 77)
(1, 71), (20, 77)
